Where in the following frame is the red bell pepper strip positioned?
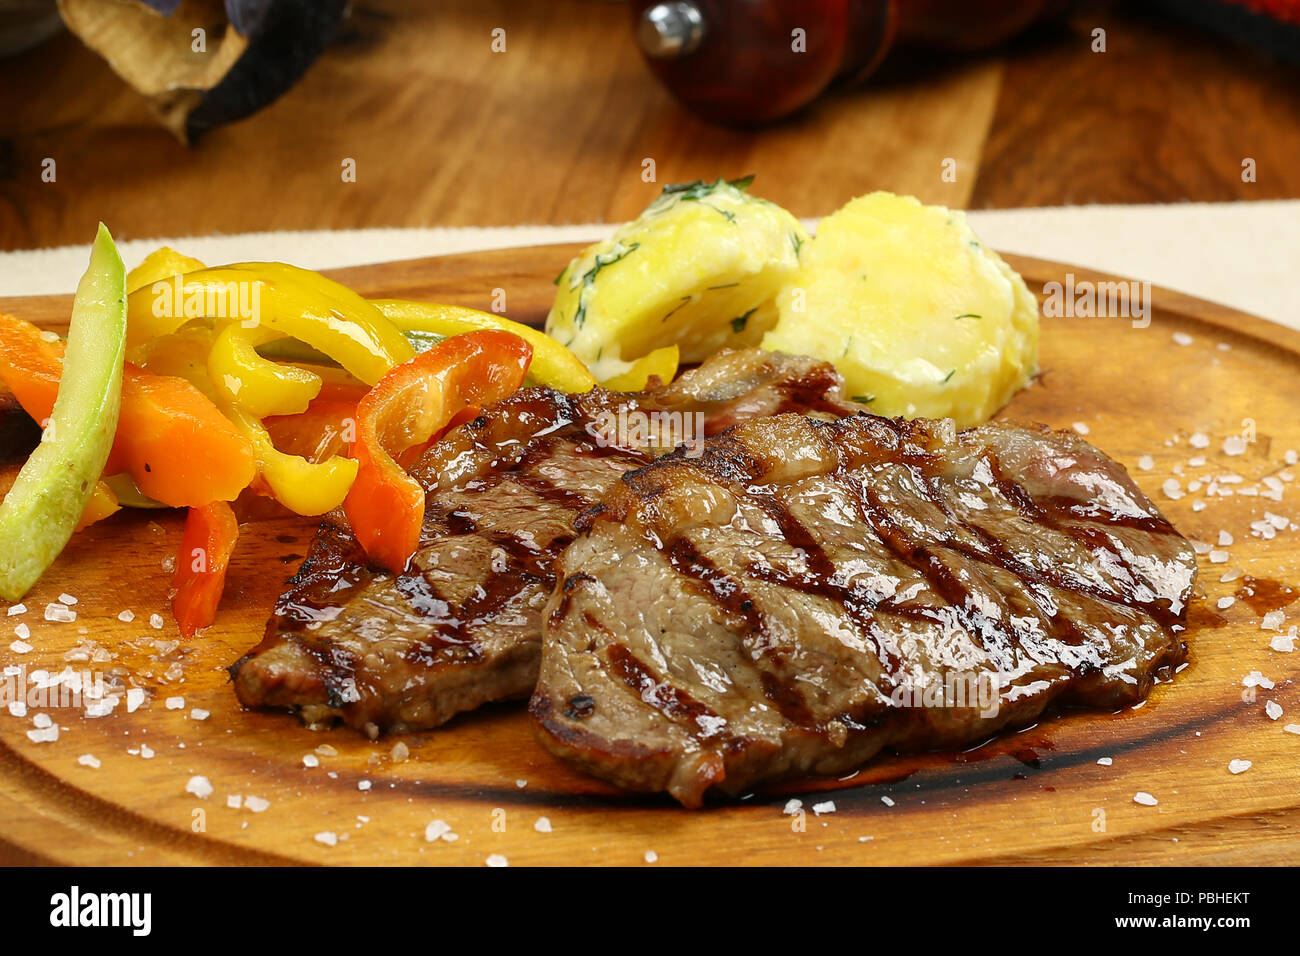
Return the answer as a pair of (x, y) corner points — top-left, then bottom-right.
(172, 500), (240, 637)
(344, 330), (532, 574)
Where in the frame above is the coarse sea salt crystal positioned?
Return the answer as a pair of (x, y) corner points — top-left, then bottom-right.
(881, 795), (895, 807)
(78, 754), (101, 769)
(1072, 422), (1090, 435)
(44, 603), (75, 623)
(1243, 670), (1275, 689)
(485, 854), (509, 868)
(1261, 610), (1285, 631)
(27, 726), (58, 743)
(58, 593), (77, 606)
(1265, 700), (1283, 720)
(1134, 792), (1158, 806)
(534, 816), (553, 833)
(149, 614), (164, 629)
(1161, 479), (1183, 500)
(165, 696), (184, 710)
(9, 640), (32, 654)
(1284, 724), (1300, 735)
(1270, 631), (1296, 653)
(425, 819), (453, 842)
(1223, 436), (1248, 456)
(645, 850), (659, 864)
(1208, 551), (1229, 564)
(140, 745), (154, 759)
(314, 832), (337, 847)
(1189, 433), (1210, 449)
(1228, 759), (1252, 774)
(6, 604), (25, 616)
(33, 712), (51, 729)
(783, 799), (802, 815)
(126, 688), (146, 713)
(1218, 530), (1234, 546)
(358, 780), (372, 791)
(1172, 332), (1193, 346)
(302, 754), (320, 768)
(117, 609), (134, 623)
(190, 708), (209, 721)
(1137, 455), (1154, 471)
(243, 795), (270, 812)
(185, 775), (213, 799)
(1097, 757), (1113, 766)
(1217, 597), (1235, 610)
(226, 795), (242, 809)
(7, 702), (26, 717)
(813, 800), (837, 815)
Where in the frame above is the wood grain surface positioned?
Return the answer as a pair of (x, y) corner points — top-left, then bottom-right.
(1, 2), (1297, 250)
(0, 243), (1297, 866)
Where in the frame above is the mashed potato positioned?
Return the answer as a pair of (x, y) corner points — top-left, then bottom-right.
(762, 192), (1039, 428)
(545, 178), (808, 382)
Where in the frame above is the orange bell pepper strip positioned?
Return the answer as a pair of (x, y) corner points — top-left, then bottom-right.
(172, 500), (239, 637)
(0, 315), (256, 507)
(75, 481), (121, 531)
(344, 330), (532, 574)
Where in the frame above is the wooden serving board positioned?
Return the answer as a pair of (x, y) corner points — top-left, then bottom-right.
(0, 246), (1297, 866)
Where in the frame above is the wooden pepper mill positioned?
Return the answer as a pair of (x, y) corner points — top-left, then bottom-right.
(630, 0), (1093, 125)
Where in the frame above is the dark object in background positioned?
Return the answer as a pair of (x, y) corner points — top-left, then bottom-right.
(630, 0), (1089, 126)
(56, 0), (348, 142)
(631, 0), (1300, 125)
(1151, 0), (1300, 66)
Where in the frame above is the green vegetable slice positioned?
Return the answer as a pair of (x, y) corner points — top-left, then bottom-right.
(0, 224), (126, 601)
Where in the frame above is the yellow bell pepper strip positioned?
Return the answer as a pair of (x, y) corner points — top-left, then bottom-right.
(0, 315), (257, 507)
(126, 262), (413, 383)
(226, 403), (358, 516)
(208, 323), (323, 418)
(129, 325), (218, 397)
(75, 481), (121, 531)
(126, 247), (206, 295)
(0, 224), (126, 601)
(345, 330), (533, 574)
(601, 344), (680, 391)
(171, 500), (239, 637)
(371, 299), (595, 394)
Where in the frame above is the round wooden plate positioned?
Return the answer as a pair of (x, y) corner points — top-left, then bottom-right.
(0, 247), (1296, 866)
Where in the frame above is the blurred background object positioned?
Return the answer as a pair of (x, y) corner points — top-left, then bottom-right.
(54, 0), (348, 141)
(0, 0), (61, 57)
(0, 0), (1298, 251)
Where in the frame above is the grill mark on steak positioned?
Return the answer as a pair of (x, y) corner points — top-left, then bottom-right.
(231, 349), (859, 735)
(531, 412), (1198, 806)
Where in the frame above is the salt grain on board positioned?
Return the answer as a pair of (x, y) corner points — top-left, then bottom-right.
(165, 696), (184, 710)
(485, 854), (509, 868)
(186, 776), (214, 799)
(9, 640), (31, 654)
(26, 726), (58, 743)
(78, 754), (101, 769)
(58, 593), (77, 606)
(783, 799), (802, 815)
(1137, 455), (1154, 471)
(149, 614), (164, 629)
(1265, 700), (1283, 720)
(1243, 670), (1276, 689)
(6, 604), (25, 616)
(1133, 792), (1158, 806)
(881, 796), (895, 807)
(645, 850), (659, 863)
(1284, 724), (1300, 735)
(12, 623), (28, 640)
(812, 800), (837, 815)
(117, 609), (134, 623)
(534, 816), (553, 833)
(1189, 433), (1210, 449)
(302, 754), (320, 768)
(1270, 631), (1296, 653)
(1097, 757), (1113, 766)
(226, 795), (241, 809)
(1261, 610), (1285, 631)
(1228, 759), (1252, 775)
(1222, 436), (1248, 456)
(1072, 422), (1090, 435)
(243, 796), (270, 812)
(1217, 597), (1235, 610)
(425, 820), (454, 842)
(44, 603), (75, 623)
(190, 708), (209, 721)
(314, 832), (338, 847)
(1172, 332), (1193, 346)
(126, 688), (146, 713)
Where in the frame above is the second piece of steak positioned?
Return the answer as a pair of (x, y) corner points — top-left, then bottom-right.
(231, 349), (857, 735)
(531, 413), (1196, 806)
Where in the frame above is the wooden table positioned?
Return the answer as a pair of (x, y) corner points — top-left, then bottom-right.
(1, 0), (1298, 251)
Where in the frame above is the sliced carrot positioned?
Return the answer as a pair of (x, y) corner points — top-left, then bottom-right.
(0, 314), (256, 507)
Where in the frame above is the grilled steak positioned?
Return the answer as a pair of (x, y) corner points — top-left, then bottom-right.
(531, 412), (1196, 807)
(231, 349), (857, 735)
